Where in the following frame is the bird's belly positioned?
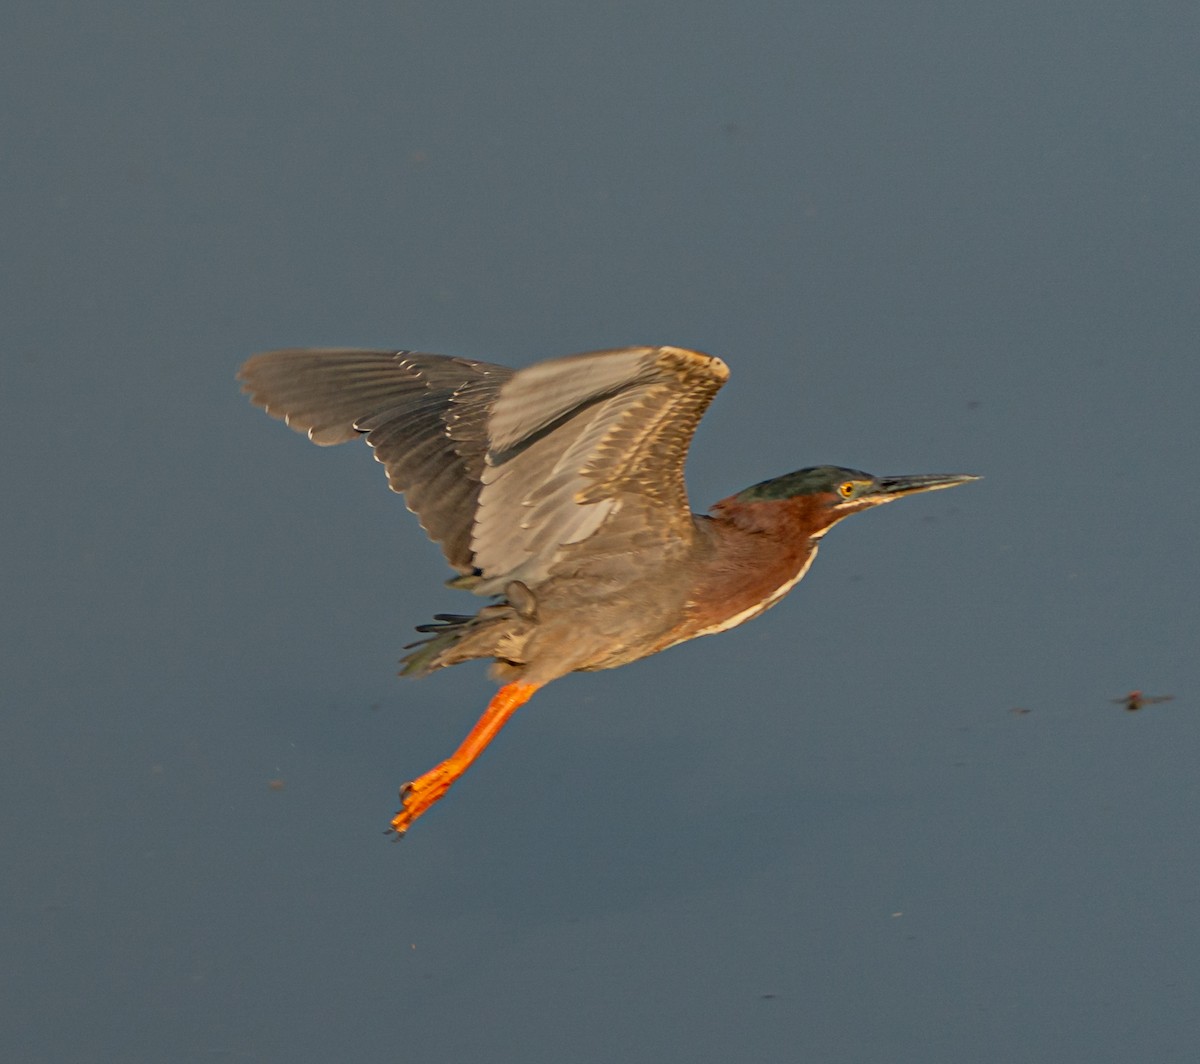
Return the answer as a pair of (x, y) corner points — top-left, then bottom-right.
(524, 541), (817, 675)
(528, 580), (696, 674)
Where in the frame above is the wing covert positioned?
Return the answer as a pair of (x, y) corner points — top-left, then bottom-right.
(469, 346), (728, 590)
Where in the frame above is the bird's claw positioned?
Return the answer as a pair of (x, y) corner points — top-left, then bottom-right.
(387, 761), (458, 838)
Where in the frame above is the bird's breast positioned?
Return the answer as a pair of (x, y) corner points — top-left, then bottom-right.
(648, 531), (821, 655)
(686, 547), (819, 639)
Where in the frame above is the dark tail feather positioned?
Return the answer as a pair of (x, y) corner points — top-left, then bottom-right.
(400, 633), (459, 677)
(399, 606), (521, 678)
(399, 614), (474, 677)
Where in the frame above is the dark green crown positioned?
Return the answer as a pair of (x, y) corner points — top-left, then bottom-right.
(734, 465), (872, 502)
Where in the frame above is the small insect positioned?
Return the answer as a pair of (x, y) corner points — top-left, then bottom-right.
(1112, 690), (1175, 712)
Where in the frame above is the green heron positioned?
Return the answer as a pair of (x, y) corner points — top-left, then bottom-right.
(239, 345), (977, 836)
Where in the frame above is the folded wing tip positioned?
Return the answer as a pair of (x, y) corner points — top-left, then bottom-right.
(655, 346), (731, 384)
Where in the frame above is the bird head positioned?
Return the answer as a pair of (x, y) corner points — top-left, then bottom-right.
(715, 465), (979, 537)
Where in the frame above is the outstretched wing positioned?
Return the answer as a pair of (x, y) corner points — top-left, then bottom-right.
(238, 348), (512, 573)
(240, 345), (729, 594)
(469, 346), (729, 591)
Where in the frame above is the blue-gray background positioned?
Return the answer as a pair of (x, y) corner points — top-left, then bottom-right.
(4, 3), (1198, 1062)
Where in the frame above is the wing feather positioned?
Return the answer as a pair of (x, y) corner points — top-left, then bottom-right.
(238, 348), (511, 572)
(469, 346), (727, 590)
(240, 345), (728, 593)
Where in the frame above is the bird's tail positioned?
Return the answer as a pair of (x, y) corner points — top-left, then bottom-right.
(399, 614), (475, 676)
(399, 602), (526, 678)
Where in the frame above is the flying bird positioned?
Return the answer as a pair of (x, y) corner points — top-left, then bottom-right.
(1112, 690), (1174, 712)
(239, 345), (977, 836)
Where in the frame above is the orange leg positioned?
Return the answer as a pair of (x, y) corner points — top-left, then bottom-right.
(389, 681), (541, 837)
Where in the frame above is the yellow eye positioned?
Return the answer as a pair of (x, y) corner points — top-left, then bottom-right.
(838, 481), (856, 499)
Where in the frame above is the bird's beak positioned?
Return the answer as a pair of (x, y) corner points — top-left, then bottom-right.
(872, 473), (980, 498)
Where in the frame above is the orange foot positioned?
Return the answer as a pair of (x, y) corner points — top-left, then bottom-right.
(389, 760), (462, 837)
(385, 680), (541, 839)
